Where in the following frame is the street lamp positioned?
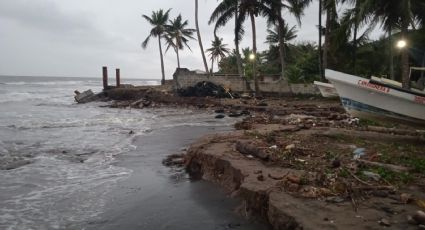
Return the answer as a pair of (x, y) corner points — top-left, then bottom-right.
(249, 53), (255, 61)
(397, 39), (407, 49)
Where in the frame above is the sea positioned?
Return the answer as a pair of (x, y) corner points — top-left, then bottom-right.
(0, 76), (269, 230)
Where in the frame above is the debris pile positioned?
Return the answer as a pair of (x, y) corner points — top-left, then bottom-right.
(177, 81), (232, 98)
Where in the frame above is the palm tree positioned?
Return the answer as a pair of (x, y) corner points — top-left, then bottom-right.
(210, 0), (253, 92)
(263, 0), (312, 79)
(165, 15), (196, 68)
(265, 23), (298, 72)
(209, 0), (245, 79)
(322, 0), (337, 71)
(318, 0), (324, 80)
(367, 0), (425, 88)
(195, 0), (210, 74)
(142, 9), (171, 85)
(207, 37), (231, 74)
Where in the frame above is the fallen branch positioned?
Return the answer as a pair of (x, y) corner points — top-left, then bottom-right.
(356, 159), (411, 173)
(346, 169), (373, 186)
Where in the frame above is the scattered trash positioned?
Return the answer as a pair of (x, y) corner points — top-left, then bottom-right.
(353, 148), (366, 160)
(362, 171), (381, 181)
(269, 145), (278, 149)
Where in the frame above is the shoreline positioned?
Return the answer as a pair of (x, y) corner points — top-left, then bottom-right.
(102, 85), (425, 229)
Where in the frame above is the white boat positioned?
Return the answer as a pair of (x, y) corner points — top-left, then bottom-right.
(314, 81), (339, 98)
(325, 69), (425, 124)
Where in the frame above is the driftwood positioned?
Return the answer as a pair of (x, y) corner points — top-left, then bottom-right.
(235, 140), (270, 160)
(356, 159), (411, 173)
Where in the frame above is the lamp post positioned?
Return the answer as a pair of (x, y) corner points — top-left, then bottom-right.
(249, 53), (255, 79)
(397, 40), (407, 49)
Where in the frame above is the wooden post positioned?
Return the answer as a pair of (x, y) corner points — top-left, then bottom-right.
(102, 66), (108, 90)
(116, 68), (121, 87)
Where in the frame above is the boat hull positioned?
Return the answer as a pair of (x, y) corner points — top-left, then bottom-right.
(313, 81), (338, 98)
(325, 70), (425, 124)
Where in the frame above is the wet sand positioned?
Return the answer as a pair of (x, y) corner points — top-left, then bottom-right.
(85, 125), (270, 230)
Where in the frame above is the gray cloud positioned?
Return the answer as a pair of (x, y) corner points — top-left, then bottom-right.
(0, 0), (382, 80)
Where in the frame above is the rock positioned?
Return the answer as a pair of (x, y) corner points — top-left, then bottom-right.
(240, 110), (250, 115)
(215, 114), (225, 119)
(228, 112), (242, 118)
(379, 218), (391, 227)
(413, 211), (425, 225)
(285, 144), (296, 151)
(400, 193), (413, 204)
(235, 140), (270, 160)
(286, 175), (300, 184)
(257, 174), (265, 181)
(74, 89), (95, 103)
(129, 130), (135, 135)
(332, 159), (341, 168)
(162, 154), (185, 167)
(407, 215), (417, 225)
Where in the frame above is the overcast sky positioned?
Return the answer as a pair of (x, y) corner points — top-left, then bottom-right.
(0, 0), (382, 80)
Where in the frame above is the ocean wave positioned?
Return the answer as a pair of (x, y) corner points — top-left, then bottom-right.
(3, 81), (89, 86)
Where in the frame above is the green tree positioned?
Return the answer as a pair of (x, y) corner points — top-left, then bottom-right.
(142, 9), (171, 85)
(367, 0), (425, 88)
(207, 37), (231, 74)
(209, 0), (250, 89)
(165, 14), (196, 68)
(265, 22), (298, 74)
(263, 0), (312, 79)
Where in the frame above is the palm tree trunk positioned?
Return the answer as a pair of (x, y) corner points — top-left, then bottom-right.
(211, 58), (214, 76)
(158, 36), (166, 85)
(389, 27), (394, 80)
(353, 23), (358, 74)
(318, 0), (324, 81)
(323, 7), (331, 70)
(401, 24), (410, 89)
(195, 0), (209, 74)
(235, 5), (243, 78)
(250, 13), (259, 95)
(176, 48), (181, 68)
(277, 15), (285, 80)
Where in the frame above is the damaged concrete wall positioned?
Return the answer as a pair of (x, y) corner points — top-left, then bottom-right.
(173, 68), (319, 95)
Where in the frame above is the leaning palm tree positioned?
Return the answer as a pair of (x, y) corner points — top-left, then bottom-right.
(142, 9), (171, 85)
(265, 23), (297, 72)
(367, 0), (425, 88)
(206, 37), (231, 74)
(165, 14), (196, 68)
(195, 0), (210, 74)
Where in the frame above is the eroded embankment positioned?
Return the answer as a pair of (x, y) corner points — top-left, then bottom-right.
(184, 125), (425, 230)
